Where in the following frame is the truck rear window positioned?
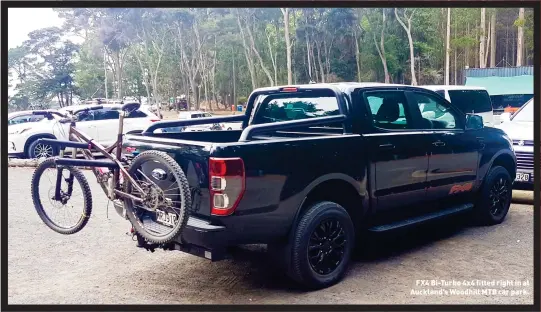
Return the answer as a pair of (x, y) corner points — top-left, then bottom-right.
(448, 90), (493, 113)
(252, 92), (340, 125)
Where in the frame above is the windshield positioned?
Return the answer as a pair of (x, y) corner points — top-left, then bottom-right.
(448, 89), (493, 113)
(511, 99), (533, 122)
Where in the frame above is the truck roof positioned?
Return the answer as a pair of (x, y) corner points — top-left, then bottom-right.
(252, 82), (409, 94)
(420, 85), (488, 91)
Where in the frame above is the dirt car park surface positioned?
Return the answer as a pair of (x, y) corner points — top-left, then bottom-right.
(7, 167), (534, 305)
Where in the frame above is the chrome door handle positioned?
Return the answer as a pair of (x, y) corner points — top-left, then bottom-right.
(379, 143), (395, 149)
(432, 141), (446, 147)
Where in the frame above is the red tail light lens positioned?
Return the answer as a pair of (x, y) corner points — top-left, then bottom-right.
(209, 157), (245, 216)
(150, 119), (160, 122)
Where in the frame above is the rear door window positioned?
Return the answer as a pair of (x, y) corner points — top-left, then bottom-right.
(126, 110), (148, 118)
(447, 90), (493, 114)
(93, 108), (120, 121)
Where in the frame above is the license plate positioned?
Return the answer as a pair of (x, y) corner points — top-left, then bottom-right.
(515, 173), (530, 182)
(155, 210), (178, 227)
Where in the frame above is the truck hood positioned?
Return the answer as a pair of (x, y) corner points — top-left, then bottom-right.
(496, 121), (533, 141)
(8, 119), (57, 135)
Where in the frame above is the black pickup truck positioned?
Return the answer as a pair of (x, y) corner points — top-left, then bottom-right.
(121, 82), (516, 289)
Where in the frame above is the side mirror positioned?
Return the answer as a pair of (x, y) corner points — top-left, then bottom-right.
(466, 114), (484, 130)
(499, 112), (511, 124)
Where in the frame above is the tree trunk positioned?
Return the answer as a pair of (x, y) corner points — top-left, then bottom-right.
(395, 9), (417, 85)
(490, 10), (497, 67)
(306, 31), (312, 81)
(315, 41), (325, 83)
(232, 51), (236, 105)
(454, 20), (457, 85)
(266, 29), (277, 86)
(466, 22), (470, 68)
(236, 10), (257, 89)
(244, 13), (274, 86)
(281, 8), (293, 85)
(479, 8), (486, 68)
(445, 8), (450, 85)
(134, 50), (151, 102)
(354, 27), (361, 82)
(374, 9), (390, 83)
(516, 8), (524, 66)
(485, 19), (491, 67)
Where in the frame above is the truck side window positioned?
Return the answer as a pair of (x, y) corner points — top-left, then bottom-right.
(410, 92), (458, 130)
(365, 92), (411, 130)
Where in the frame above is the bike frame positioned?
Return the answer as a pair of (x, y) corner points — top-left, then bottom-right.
(46, 105), (147, 205)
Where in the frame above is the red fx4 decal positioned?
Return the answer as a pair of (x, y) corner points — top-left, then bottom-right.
(449, 182), (473, 195)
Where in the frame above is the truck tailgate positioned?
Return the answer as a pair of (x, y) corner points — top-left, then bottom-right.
(122, 134), (213, 218)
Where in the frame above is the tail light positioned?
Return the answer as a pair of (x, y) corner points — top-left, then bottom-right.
(281, 87), (298, 92)
(150, 119), (160, 122)
(209, 157), (245, 216)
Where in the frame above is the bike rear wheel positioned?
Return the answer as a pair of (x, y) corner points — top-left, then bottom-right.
(123, 150), (192, 244)
(31, 158), (92, 234)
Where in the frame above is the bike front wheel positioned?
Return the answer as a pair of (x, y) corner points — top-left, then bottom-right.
(31, 158), (93, 234)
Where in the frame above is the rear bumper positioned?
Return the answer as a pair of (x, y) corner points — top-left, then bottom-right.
(113, 199), (231, 260)
(180, 216), (229, 250)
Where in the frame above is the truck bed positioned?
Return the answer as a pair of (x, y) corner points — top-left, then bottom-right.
(138, 127), (344, 144)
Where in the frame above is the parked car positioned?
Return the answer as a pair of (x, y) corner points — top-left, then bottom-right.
(121, 82), (516, 289)
(222, 121), (243, 130)
(161, 111), (224, 133)
(419, 85), (495, 126)
(496, 98), (534, 185)
(8, 110), (49, 126)
(8, 104), (160, 159)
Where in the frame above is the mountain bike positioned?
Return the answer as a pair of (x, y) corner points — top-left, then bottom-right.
(29, 103), (192, 246)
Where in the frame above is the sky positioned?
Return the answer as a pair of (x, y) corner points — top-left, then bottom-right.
(8, 8), (65, 49)
(8, 8), (82, 96)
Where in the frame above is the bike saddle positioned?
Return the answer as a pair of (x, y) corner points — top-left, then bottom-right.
(121, 102), (141, 112)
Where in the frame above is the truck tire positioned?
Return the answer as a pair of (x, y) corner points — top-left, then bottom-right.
(474, 166), (512, 225)
(287, 201), (355, 289)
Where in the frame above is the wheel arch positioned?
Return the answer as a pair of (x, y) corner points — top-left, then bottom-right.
(24, 133), (57, 157)
(488, 150), (517, 181)
(289, 174), (367, 238)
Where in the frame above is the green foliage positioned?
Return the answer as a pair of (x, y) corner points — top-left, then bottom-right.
(7, 7), (535, 111)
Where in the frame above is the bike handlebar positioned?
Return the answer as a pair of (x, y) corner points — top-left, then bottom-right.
(31, 110), (67, 118)
(71, 105), (104, 115)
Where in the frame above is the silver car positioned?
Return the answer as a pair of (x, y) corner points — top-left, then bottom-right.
(496, 99), (534, 184)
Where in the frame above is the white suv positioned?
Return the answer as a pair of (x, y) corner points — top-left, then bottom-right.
(419, 85), (495, 127)
(8, 104), (160, 159)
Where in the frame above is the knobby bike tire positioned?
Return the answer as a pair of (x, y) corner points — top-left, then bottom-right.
(123, 150), (192, 244)
(31, 158), (93, 234)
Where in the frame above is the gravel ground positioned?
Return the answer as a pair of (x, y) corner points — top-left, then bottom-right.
(7, 167), (534, 305)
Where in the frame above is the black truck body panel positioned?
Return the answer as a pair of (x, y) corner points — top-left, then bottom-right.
(122, 83), (516, 252)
